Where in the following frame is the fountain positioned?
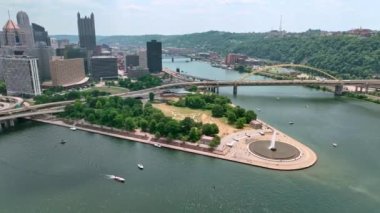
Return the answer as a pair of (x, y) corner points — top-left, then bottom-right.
(268, 131), (277, 151)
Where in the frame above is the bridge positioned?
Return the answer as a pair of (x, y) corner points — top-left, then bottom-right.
(117, 79), (380, 97)
(162, 68), (214, 82)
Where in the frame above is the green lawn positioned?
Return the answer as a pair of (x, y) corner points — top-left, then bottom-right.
(86, 86), (129, 94)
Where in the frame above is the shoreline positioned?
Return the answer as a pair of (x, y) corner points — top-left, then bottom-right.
(32, 117), (317, 171)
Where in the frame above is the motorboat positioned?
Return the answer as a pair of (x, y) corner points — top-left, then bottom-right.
(60, 139), (66, 145)
(332, 143), (338, 148)
(70, 126), (77, 131)
(108, 175), (125, 183)
(288, 121), (294, 125)
(153, 143), (162, 148)
(137, 163), (144, 169)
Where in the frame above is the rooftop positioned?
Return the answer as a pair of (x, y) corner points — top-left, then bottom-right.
(3, 19), (19, 31)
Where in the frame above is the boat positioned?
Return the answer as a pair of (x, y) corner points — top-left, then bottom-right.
(153, 143), (162, 148)
(137, 163), (144, 169)
(259, 131), (265, 136)
(60, 139), (66, 145)
(70, 126), (77, 131)
(332, 143), (338, 148)
(288, 121), (294, 125)
(108, 175), (125, 183)
(256, 108), (261, 111)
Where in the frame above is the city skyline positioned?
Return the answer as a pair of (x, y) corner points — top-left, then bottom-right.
(0, 0), (379, 35)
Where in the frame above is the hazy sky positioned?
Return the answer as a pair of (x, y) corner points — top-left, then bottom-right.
(0, 0), (378, 35)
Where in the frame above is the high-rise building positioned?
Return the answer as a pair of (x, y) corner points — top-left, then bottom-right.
(138, 50), (148, 69)
(50, 57), (87, 87)
(125, 54), (139, 68)
(0, 55), (41, 96)
(16, 11), (34, 47)
(0, 19), (27, 47)
(32, 23), (50, 46)
(26, 43), (55, 82)
(146, 40), (162, 73)
(91, 56), (118, 80)
(77, 12), (96, 51)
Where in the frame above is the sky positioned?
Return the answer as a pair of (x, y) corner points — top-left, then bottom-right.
(0, 0), (379, 36)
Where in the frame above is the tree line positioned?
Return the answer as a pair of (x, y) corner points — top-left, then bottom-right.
(171, 93), (257, 129)
(60, 96), (221, 147)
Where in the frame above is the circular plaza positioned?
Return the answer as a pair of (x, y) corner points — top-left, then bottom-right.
(220, 120), (317, 170)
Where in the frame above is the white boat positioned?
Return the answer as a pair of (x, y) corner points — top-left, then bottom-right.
(332, 143), (338, 147)
(153, 143), (162, 148)
(137, 163), (144, 169)
(108, 175), (125, 183)
(288, 121), (294, 125)
(70, 126), (77, 131)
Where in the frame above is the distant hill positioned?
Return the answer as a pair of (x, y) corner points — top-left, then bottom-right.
(52, 30), (380, 79)
(50, 35), (108, 44)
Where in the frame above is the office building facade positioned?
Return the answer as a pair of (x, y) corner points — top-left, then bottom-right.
(0, 19), (27, 47)
(146, 40), (162, 73)
(16, 11), (34, 47)
(91, 56), (118, 80)
(32, 23), (50, 46)
(50, 58), (87, 87)
(0, 56), (41, 96)
(77, 12), (96, 51)
(125, 54), (139, 68)
(138, 50), (148, 69)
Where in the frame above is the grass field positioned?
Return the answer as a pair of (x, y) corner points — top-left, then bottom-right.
(152, 103), (242, 137)
(86, 86), (129, 94)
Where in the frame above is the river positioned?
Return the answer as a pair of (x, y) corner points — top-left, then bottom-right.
(0, 58), (379, 212)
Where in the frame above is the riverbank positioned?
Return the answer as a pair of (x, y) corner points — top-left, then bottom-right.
(32, 116), (317, 171)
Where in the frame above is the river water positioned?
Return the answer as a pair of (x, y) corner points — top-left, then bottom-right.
(0, 58), (379, 213)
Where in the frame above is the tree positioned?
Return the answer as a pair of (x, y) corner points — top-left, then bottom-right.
(235, 117), (246, 129)
(211, 105), (224, 117)
(226, 111), (237, 124)
(188, 86), (197, 92)
(0, 81), (6, 95)
(202, 123), (219, 136)
(188, 127), (201, 142)
(180, 117), (196, 134)
(149, 92), (155, 102)
(124, 117), (136, 131)
(244, 110), (257, 123)
(139, 119), (148, 132)
(166, 120), (180, 136)
(149, 120), (157, 132)
(209, 136), (221, 148)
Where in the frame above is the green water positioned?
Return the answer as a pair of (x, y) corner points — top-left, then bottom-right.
(0, 58), (379, 212)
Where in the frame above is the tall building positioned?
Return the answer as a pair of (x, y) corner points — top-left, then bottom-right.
(50, 57), (87, 87)
(26, 43), (55, 82)
(0, 19), (27, 46)
(146, 40), (162, 73)
(0, 55), (41, 96)
(138, 50), (147, 69)
(32, 23), (50, 46)
(91, 56), (118, 80)
(125, 54), (139, 68)
(77, 12), (96, 51)
(16, 11), (34, 47)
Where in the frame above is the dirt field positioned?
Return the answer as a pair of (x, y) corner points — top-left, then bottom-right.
(152, 103), (242, 137)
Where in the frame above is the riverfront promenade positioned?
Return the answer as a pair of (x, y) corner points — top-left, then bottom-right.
(33, 117), (317, 171)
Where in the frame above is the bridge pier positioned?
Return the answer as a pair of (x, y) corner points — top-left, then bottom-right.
(334, 84), (344, 96)
(355, 86), (359, 92)
(365, 84), (369, 93)
(216, 87), (219, 94)
(233, 85), (238, 96)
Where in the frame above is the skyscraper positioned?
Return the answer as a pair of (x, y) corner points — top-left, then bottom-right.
(77, 12), (96, 51)
(91, 56), (118, 80)
(32, 23), (50, 46)
(0, 55), (41, 96)
(16, 11), (34, 47)
(146, 40), (162, 73)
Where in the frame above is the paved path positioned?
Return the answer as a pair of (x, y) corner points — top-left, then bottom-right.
(33, 118), (317, 171)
